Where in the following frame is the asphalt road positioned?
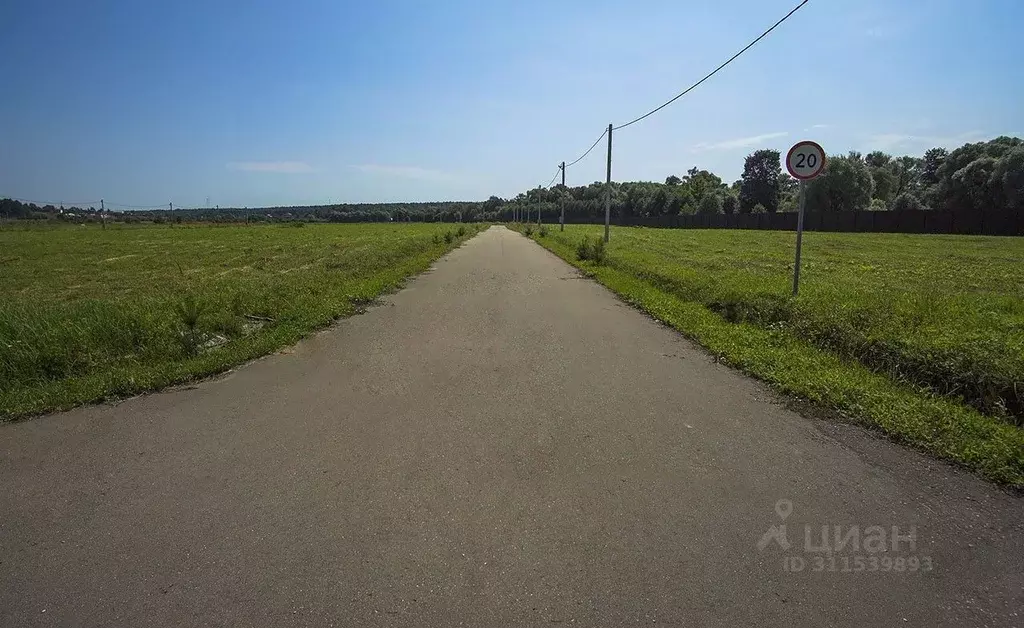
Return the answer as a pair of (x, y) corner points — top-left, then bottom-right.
(2, 226), (1021, 627)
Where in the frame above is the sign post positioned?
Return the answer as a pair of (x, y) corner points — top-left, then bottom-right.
(785, 141), (826, 296)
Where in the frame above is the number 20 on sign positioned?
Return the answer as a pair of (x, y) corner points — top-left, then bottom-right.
(786, 141), (826, 296)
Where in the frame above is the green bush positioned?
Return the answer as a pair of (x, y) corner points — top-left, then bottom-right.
(524, 225), (534, 237)
(175, 293), (207, 355)
(539, 225), (549, 238)
(444, 230), (455, 244)
(576, 237), (593, 261)
(576, 236), (606, 264)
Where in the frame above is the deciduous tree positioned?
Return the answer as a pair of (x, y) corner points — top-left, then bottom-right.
(739, 150), (782, 213)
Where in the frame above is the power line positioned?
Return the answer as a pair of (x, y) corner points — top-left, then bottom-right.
(544, 168), (561, 189)
(613, 0), (810, 131)
(2, 196), (101, 207)
(105, 201), (172, 209)
(565, 128), (609, 168)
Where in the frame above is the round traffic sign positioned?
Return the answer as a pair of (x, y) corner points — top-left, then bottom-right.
(786, 141), (826, 180)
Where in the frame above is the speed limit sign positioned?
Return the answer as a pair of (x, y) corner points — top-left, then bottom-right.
(786, 141), (826, 180)
(787, 140), (826, 297)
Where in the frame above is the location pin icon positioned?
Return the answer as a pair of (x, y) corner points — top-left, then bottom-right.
(775, 499), (793, 520)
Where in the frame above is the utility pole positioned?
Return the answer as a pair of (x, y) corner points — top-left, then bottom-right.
(169, 202), (173, 212)
(604, 123), (613, 243)
(100, 199), (106, 229)
(559, 161), (566, 231)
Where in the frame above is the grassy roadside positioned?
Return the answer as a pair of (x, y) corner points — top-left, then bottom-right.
(521, 224), (1024, 487)
(0, 222), (482, 420)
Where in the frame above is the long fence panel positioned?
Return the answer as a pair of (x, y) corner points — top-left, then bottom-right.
(585, 209), (1022, 236)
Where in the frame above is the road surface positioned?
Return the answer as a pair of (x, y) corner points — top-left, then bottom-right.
(2, 226), (1021, 627)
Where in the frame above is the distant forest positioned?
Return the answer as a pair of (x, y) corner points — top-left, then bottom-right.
(4, 136), (1021, 224)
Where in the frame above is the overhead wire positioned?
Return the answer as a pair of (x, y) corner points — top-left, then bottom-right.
(105, 201), (173, 209)
(565, 128), (609, 168)
(544, 168), (561, 189)
(613, 0), (809, 131)
(2, 196), (101, 207)
(543, 0), (809, 190)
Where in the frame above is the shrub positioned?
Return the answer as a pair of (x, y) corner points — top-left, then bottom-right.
(869, 198), (888, 211)
(524, 225), (534, 237)
(891, 192), (925, 212)
(444, 230), (455, 244)
(175, 293), (207, 355)
(539, 225), (549, 238)
(432, 233), (442, 245)
(576, 236), (606, 264)
(752, 203), (767, 214)
(456, 225), (467, 237)
(576, 237), (593, 261)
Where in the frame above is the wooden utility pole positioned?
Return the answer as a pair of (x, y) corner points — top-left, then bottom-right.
(559, 161), (566, 231)
(604, 123), (613, 242)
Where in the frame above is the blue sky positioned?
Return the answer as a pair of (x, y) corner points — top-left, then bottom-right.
(2, 0), (1022, 208)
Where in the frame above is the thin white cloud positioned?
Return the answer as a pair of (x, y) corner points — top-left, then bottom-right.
(866, 131), (987, 152)
(227, 161), (313, 173)
(691, 132), (788, 152)
(350, 164), (463, 184)
(801, 124), (832, 133)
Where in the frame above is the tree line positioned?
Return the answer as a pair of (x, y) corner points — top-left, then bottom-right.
(496, 135), (1023, 221)
(0, 200), (485, 223)
(4, 136), (1021, 224)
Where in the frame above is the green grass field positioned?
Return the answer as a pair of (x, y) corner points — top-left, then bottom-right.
(0, 221), (480, 419)
(528, 225), (1024, 486)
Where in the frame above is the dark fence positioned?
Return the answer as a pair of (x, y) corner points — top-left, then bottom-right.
(603, 209), (1024, 236)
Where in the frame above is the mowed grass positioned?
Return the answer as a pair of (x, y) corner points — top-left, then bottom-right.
(528, 225), (1024, 486)
(0, 222), (481, 419)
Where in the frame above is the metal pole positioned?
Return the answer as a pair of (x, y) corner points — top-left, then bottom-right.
(560, 161), (566, 231)
(101, 199), (105, 229)
(604, 123), (613, 243)
(792, 179), (807, 296)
